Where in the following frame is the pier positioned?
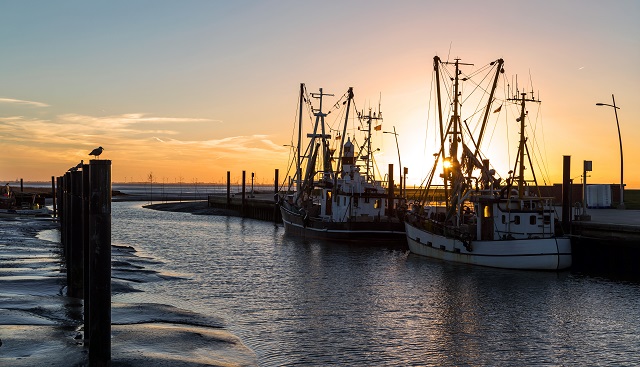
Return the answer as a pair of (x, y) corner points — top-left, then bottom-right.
(207, 169), (283, 222)
(207, 193), (281, 222)
(570, 210), (640, 277)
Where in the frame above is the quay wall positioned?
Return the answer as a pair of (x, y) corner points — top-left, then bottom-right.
(571, 221), (640, 277)
(208, 193), (282, 223)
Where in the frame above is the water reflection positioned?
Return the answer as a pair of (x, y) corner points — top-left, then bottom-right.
(111, 202), (640, 366)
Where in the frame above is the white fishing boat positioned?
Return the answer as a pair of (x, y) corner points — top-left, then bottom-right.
(279, 84), (405, 243)
(405, 56), (571, 270)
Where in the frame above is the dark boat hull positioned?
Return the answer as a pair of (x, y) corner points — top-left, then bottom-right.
(280, 205), (406, 245)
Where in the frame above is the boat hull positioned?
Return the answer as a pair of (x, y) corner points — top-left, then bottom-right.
(280, 205), (406, 244)
(405, 222), (571, 270)
(0, 208), (53, 218)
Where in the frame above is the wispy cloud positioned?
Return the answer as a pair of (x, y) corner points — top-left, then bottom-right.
(58, 113), (216, 128)
(0, 98), (50, 108)
(0, 111), (285, 180)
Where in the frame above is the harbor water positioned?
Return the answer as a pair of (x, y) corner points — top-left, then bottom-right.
(110, 201), (639, 366)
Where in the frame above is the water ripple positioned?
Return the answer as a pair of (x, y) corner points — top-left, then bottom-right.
(112, 202), (640, 366)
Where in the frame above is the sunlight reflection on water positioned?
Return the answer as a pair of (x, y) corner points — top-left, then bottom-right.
(112, 202), (640, 366)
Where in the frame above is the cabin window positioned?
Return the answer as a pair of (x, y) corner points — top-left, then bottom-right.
(364, 197), (370, 203)
(530, 215), (536, 225)
(344, 197), (347, 206)
(502, 215), (506, 224)
(374, 199), (381, 209)
(514, 215), (520, 225)
(543, 215), (551, 225)
(483, 205), (492, 218)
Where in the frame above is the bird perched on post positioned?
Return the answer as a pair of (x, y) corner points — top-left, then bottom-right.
(89, 146), (104, 159)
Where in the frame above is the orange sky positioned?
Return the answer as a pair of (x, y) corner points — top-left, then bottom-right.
(1, 1), (639, 188)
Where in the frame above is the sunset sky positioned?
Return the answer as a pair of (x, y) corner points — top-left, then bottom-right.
(1, 1), (638, 188)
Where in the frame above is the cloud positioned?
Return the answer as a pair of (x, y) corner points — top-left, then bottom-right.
(138, 134), (287, 163)
(58, 113), (216, 128)
(0, 98), (50, 108)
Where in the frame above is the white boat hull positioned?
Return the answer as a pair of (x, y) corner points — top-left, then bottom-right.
(405, 222), (571, 270)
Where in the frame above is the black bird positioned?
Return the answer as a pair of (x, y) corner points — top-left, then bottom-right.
(89, 146), (104, 159)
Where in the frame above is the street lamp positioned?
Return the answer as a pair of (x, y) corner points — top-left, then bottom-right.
(383, 126), (402, 197)
(596, 94), (624, 209)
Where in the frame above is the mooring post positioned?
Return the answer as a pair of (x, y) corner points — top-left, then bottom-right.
(64, 172), (71, 257)
(562, 155), (571, 233)
(88, 159), (112, 366)
(51, 176), (57, 218)
(20, 178), (23, 192)
(226, 171), (231, 209)
(82, 163), (91, 342)
(59, 175), (65, 249)
(274, 168), (279, 224)
(241, 170), (246, 217)
(387, 163), (394, 216)
(55, 177), (60, 220)
(69, 169), (84, 298)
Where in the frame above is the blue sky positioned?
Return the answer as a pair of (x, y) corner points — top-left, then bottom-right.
(1, 1), (638, 186)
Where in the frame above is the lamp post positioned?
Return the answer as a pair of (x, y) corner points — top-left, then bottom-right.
(383, 126), (402, 198)
(596, 94), (624, 209)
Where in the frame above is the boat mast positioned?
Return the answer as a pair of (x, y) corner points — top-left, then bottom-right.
(434, 57), (444, 155)
(509, 90), (540, 199)
(360, 108), (382, 181)
(433, 56), (448, 205)
(474, 59), (504, 157)
(442, 58), (473, 208)
(297, 83), (304, 195)
(311, 88), (334, 186)
(334, 87), (354, 190)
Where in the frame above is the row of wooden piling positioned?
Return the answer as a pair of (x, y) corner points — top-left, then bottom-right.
(57, 159), (112, 366)
(208, 169), (282, 222)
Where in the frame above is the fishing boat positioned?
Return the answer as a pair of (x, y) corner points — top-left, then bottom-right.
(404, 56), (571, 270)
(278, 84), (405, 243)
(0, 186), (52, 218)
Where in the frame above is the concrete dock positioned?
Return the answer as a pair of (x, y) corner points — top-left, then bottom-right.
(570, 209), (640, 278)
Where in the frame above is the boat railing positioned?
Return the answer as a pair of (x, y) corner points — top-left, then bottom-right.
(408, 213), (474, 242)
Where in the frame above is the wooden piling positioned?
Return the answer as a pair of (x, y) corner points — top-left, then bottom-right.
(388, 163), (394, 214)
(226, 171), (231, 209)
(56, 176), (63, 220)
(82, 163), (91, 342)
(88, 159), (112, 366)
(63, 173), (71, 256)
(51, 176), (57, 217)
(562, 155), (571, 233)
(68, 170), (83, 298)
(242, 171), (246, 217)
(274, 169), (279, 224)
